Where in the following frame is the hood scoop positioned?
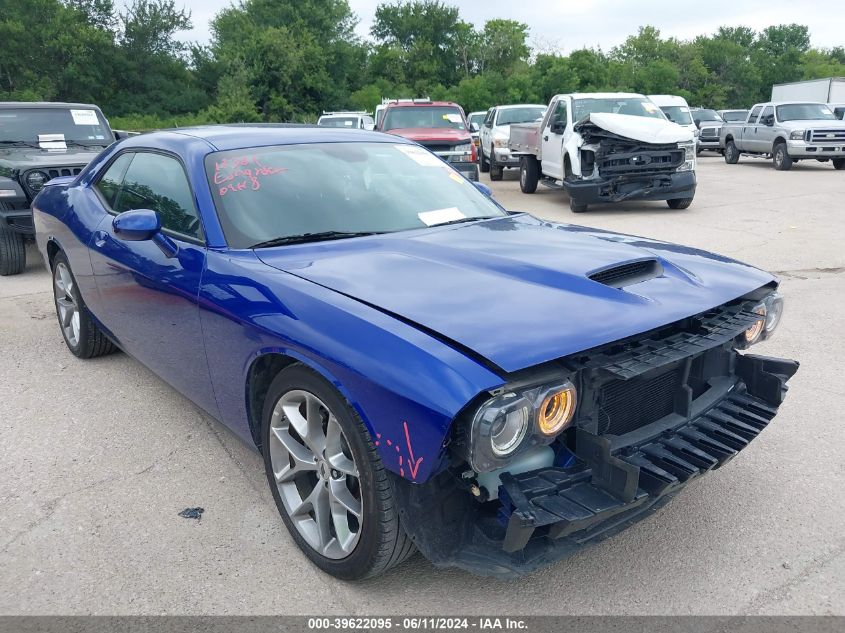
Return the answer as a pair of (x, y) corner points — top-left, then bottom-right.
(589, 259), (662, 288)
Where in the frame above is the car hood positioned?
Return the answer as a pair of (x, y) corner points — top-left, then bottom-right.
(779, 119), (845, 130)
(0, 146), (104, 169)
(256, 215), (774, 374)
(575, 113), (694, 144)
(385, 128), (471, 143)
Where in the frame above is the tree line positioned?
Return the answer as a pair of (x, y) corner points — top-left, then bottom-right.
(2, 0), (843, 129)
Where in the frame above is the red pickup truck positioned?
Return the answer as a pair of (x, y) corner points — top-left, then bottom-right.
(378, 100), (479, 181)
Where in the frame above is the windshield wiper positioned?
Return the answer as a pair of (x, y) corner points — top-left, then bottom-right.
(0, 140), (41, 148)
(65, 140), (107, 149)
(250, 230), (384, 249)
(426, 216), (492, 228)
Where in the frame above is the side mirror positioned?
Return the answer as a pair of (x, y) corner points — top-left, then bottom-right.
(551, 120), (566, 134)
(473, 181), (493, 198)
(113, 208), (160, 241)
(113, 130), (136, 141)
(470, 122), (480, 133)
(113, 209), (178, 258)
(764, 115), (774, 126)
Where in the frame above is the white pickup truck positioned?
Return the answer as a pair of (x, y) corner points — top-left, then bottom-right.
(509, 92), (697, 212)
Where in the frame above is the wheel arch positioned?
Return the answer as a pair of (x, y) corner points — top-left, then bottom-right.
(773, 136), (788, 150)
(46, 237), (62, 269)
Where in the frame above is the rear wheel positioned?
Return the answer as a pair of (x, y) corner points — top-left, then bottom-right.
(724, 140), (739, 164)
(519, 156), (539, 193)
(0, 223), (26, 276)
(773, 142), (793, 171)
(262, 364), (415, 580)
(667, 197), (694, 210)
(833, 158), (845, 170)
(51, 251), (116, 358)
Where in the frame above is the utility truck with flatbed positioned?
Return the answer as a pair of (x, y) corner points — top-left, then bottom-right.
(509, 93), (696, 213)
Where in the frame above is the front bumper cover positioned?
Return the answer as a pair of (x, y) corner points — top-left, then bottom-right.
(390, 353), (797, 577)
(0, 204), (35, 236)
(565, 170), (696, 206)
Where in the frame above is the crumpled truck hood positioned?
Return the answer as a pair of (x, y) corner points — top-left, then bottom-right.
(256, 214), (774, 374)
(575, 113), (694, 144)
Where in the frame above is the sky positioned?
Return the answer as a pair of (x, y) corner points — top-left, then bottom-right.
(167, 0), (843, 51)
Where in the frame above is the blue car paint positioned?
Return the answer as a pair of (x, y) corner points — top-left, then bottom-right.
(32, 126), (776, 484)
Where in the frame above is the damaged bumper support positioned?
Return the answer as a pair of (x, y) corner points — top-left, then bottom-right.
(566, 170), (696, 206)
(390, 353), (797, 577)
(0, 204), (35, 236)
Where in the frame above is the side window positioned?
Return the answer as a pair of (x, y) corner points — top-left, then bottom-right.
(760, 105), (774, 124)
(555, 100), (568, 126)
(484, 109), (494, 127)
(114, 152), (203, 241)
(748, 106), (763, 124)
(95, 153), (134, 209)
(835, 107), (845, 119)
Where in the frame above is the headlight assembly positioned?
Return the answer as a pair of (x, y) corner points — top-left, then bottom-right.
(26, 171), (49, 192)
(789, 130), (806, 141)
(678, 141), (696, 161)
(493, 137), (508, 148)
(742, 292), (784, 346)
(467, 380), (577, 472)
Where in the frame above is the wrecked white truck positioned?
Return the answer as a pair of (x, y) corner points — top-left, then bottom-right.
(509, 93), (697, 212)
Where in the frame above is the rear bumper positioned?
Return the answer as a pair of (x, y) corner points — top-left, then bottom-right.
(566, 170), (696, 205)
(391, 353), (797, 577)
(0, 205), (35, 236)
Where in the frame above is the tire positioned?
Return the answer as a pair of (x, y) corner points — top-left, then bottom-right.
(695, 146), (702, 156)
(519, 156), (539, 193)
(564, 157), (587, 212)
(261, 364), (415, 580)
(724, 140), (740, 164)
(773, 142), (793, 171)
(833, 158), (845, 170)
(51, 251), (117, 359)
(667, 197), (694, 209)
(0, 223), (26, 276)
(489, 162), (503, 181)
(480, 146), (490, 173)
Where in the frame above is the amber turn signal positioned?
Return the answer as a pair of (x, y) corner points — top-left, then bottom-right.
(537, 385), (577, 435)
(744, 303), (767, 344)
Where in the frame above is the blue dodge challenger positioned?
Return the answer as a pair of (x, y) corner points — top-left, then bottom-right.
(33, 126), (798, 579)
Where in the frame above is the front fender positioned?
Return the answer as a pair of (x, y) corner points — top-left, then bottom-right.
(200, 249), (505, 483)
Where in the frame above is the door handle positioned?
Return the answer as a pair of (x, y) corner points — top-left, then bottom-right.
(93, 230), (107, 248)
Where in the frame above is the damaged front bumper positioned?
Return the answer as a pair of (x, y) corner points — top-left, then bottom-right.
(566, 170), (696, 206)
(390, 353), (797, 577)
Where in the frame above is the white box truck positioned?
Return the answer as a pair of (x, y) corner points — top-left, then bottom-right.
(771, 78), (845, 103)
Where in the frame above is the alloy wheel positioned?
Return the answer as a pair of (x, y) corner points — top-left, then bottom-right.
(268, 389), (363, 559)
(54, 262), (80, 348)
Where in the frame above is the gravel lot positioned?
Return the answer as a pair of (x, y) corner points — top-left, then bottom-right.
(1, 154), (843, 615)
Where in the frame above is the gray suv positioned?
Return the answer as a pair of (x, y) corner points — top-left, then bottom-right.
(719, 102), (845, 170)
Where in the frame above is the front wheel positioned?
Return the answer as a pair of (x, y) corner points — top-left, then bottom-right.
(833, 158), (845, 170)
(52, 251), (117, 358)
(773, 142), (793, 171)
(489, 162), (503, 181)
(667, 197), (694, 209)
(0, 223), (26, 276)
(262, 364), (415, 580)
(569, 197), (588, 213)
(479, 146), (490, 173)
(724, 140), (739, 164)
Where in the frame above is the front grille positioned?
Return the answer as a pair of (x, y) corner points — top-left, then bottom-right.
(598, 146), (684, 176)
(22, 166), (85, 196)
(589, 259), (661, 288)
(809, 129), (845, 143)
(700, 127), (718, 137)
(417, 143), (453, 153)
(598, 368), (682, 436)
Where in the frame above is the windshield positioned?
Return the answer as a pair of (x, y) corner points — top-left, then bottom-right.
(776, 103), (836, 122)
(572, 97), (665, 121)
(692, 109), (723, 122)
(318, 117), (359, 128)
(721, 110), (748, 122)
(468, 113), (486, 127)
(0, 107), (111, 144)
(659, 105), (693, 125)
(382, 106), (466, 131)
(496, 107), (546, 126)
(206, 142), (506, 249)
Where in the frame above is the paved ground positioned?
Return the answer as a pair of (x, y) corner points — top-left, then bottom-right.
(1, 155), (843, 615)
